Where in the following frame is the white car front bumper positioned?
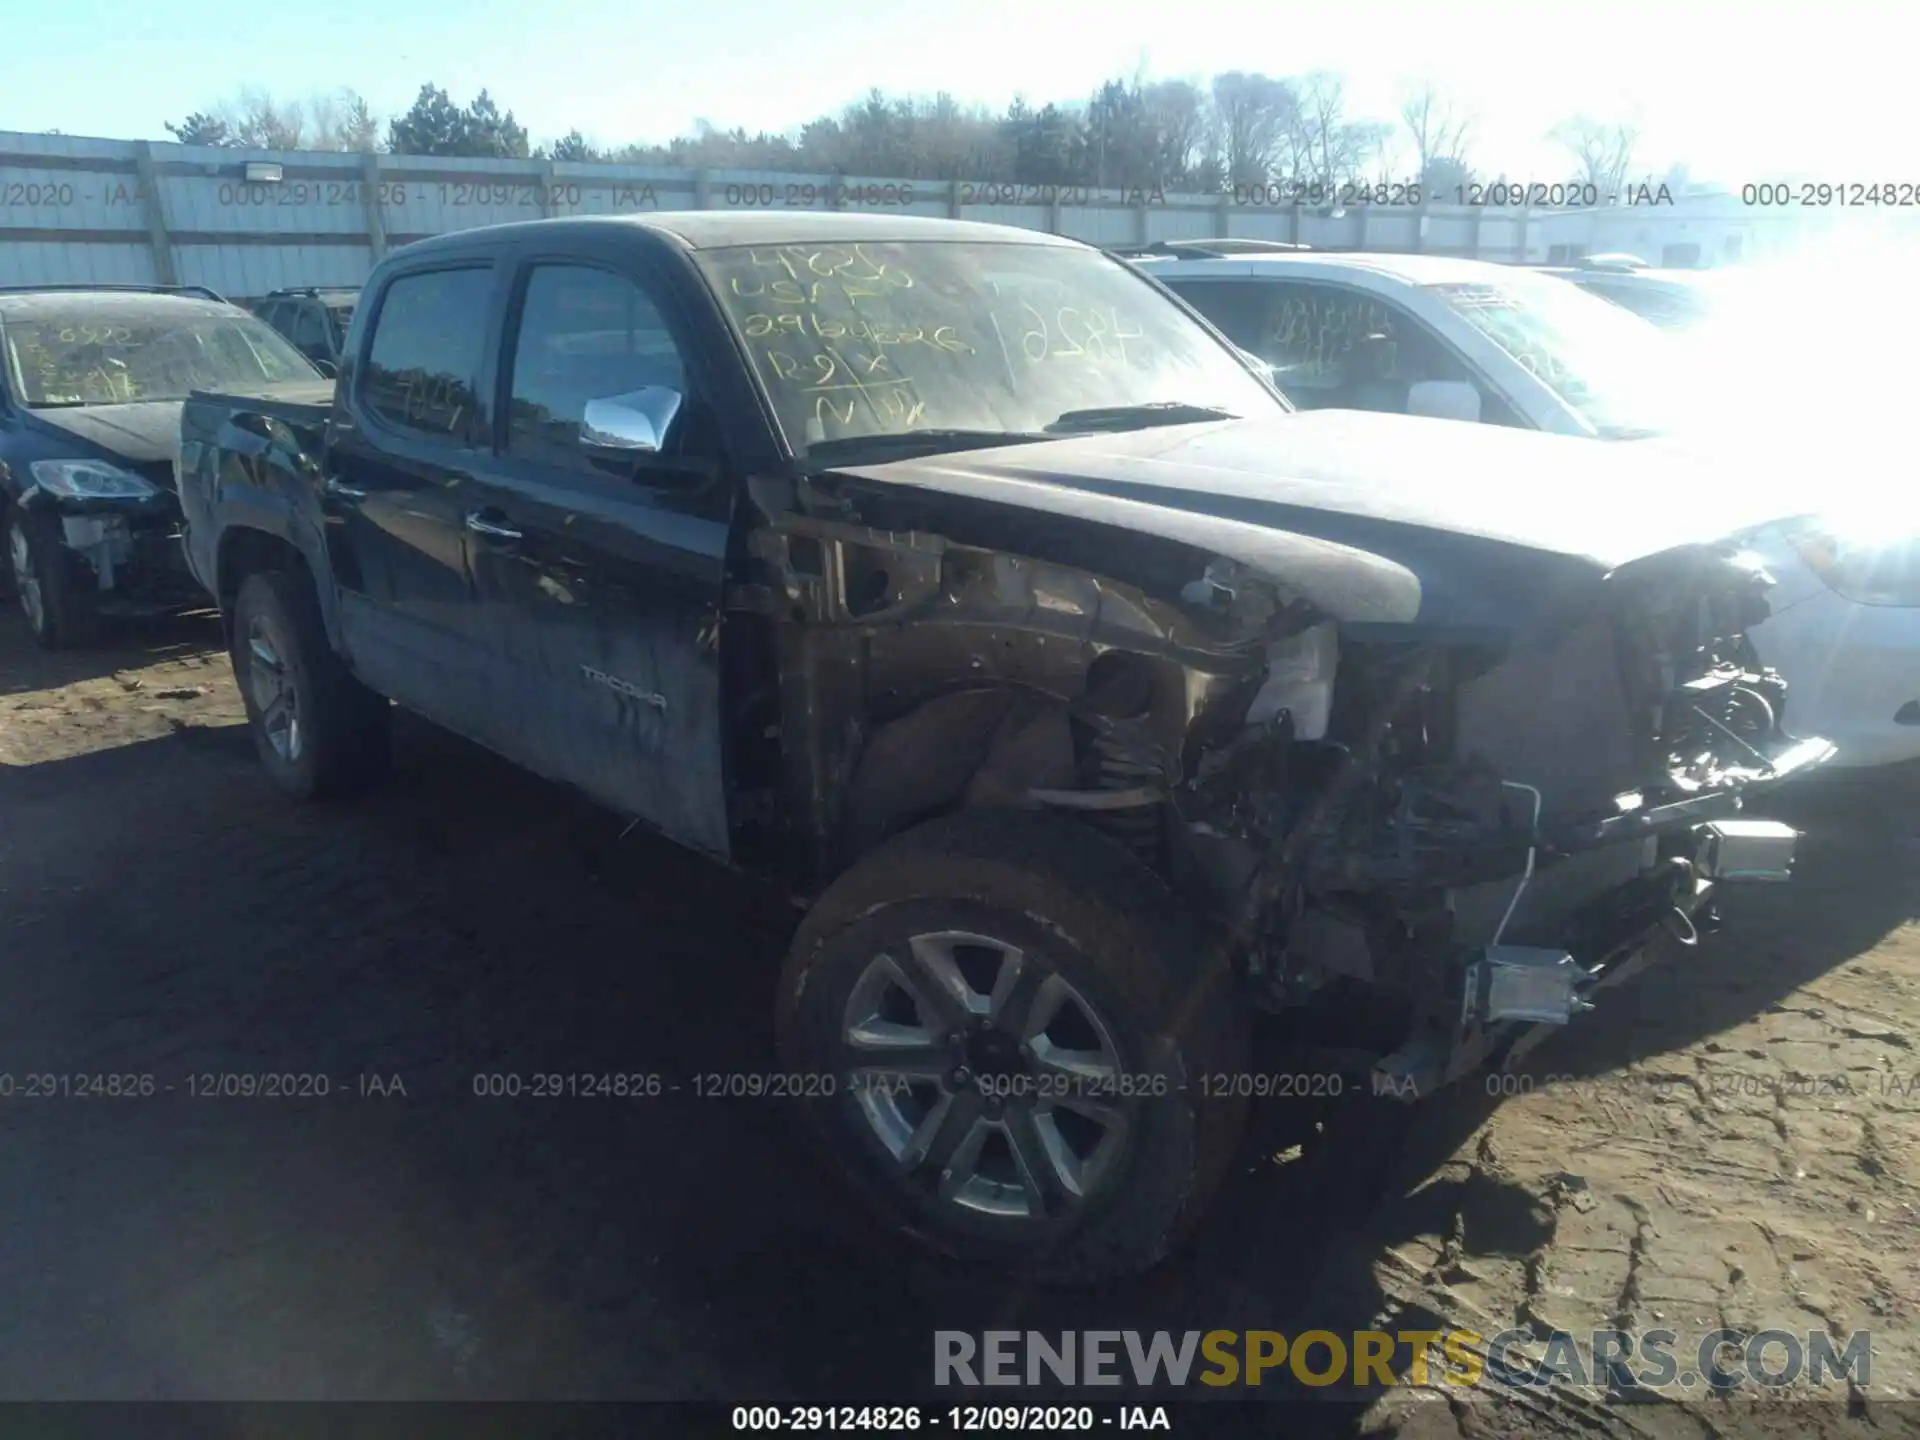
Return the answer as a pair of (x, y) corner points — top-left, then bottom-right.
(1749, 577), (1920, 769)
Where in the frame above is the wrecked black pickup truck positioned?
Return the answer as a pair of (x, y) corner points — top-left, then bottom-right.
(176, 212), (1834, 1283)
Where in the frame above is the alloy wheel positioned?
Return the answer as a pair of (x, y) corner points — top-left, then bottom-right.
(9, 519), (44, 634)
(245, 613), (303, 763)
(841, 930), (1133, 1223)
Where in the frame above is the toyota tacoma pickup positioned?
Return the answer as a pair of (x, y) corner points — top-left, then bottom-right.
(1, 284), (321, 647)
(177, 213), (1834, 1284)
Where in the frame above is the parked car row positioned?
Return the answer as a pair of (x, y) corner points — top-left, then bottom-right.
(0, 213), (1883, 1282)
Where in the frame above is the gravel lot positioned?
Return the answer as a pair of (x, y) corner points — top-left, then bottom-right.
(2, 606), (1915, 1434)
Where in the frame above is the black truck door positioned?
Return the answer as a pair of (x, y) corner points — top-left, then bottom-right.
(462, 255), (735, 858)
(322, 261), (509, 743)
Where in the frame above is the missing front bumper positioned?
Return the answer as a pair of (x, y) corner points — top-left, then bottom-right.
(1374, 813), (1805, 1097)
(1466, 815), (1800, 1029)
(58, 512), (198, 610)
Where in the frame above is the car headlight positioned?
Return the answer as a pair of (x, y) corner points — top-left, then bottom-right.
(29, 458), (161, 500)
(1787, 517), (1920, 607)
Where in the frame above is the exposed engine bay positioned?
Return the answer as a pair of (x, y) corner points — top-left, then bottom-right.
(731, 487), (1835, 1098)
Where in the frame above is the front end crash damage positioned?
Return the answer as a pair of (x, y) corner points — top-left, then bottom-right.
(735, 495), (1835, 1099)
(14, 481), (197, 615)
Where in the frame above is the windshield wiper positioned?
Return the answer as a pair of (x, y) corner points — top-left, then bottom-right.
(1046, 402), (1237, 434)
(798, 427), (1055, 471)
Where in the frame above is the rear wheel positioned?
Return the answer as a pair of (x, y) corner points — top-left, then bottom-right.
(231, 568), (391, 800)
(777, 810), (1251, 1284)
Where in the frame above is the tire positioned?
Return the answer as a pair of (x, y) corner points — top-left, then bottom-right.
(230, 567), (392, 800)
(776, 809), (1252, 1285)
(8, 507), (99, 649)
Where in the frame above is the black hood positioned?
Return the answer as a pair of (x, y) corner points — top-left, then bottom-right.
(835, 412), (1817, 632)
(27, 401), (184, 467)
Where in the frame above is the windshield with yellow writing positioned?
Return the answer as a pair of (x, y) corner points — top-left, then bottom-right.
(1426, 277), (1684, 438)
(692, 240), (1280, 455)
(1, 301), (317, 407)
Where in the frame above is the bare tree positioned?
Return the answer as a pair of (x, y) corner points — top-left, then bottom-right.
(1209, 71), (1296, 185)
(1142, 80), (1210, 187)
(1549, 114), (1641, 197)
(1398, 78), (1475, 184)
(176, 88), (382, 152)
(1290, 71), (1392, 190)
(334, 92), (383, 152)
(304, 90), (382, 151)
(219, 88), (307, 149)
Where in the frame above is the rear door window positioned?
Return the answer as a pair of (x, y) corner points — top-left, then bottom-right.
(289, 303), (331, 359)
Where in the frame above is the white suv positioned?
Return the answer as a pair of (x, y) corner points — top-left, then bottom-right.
(1135, 246), (1920, 770)
(1133, 246), (1681, 439)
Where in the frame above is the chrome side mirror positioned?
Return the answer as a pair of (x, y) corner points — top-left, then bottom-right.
(582, 387), (683, 456)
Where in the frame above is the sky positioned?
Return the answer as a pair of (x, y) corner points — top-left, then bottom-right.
(0, 0), (1906, 185)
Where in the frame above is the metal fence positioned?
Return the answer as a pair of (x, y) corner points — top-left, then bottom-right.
(0, 129), (1828, 300)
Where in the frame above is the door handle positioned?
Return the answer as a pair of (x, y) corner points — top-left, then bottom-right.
(465, 511), (524, 541)
(323, 477), (369, 500)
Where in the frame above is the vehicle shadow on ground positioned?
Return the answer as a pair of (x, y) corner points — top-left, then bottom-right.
(1, 707), (1543, 1409)
(0, 607), (223, 696)
(356, 720), (1543, 1412)
(347, 734), (1918, 1411)
(0, 718), (253, 799)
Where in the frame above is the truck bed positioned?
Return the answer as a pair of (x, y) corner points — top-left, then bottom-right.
(177, 380), (338, 593)
(181, 380), (333, 462)
(184, 378), (335, 427)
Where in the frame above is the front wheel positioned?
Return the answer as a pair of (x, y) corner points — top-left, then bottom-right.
(8, 508), (98, 649)
(776, 810), (1251, 1285)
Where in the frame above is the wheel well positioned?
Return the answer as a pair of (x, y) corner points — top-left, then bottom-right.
(217, 528), (307, 605)
(836, 651), (1174, 875)
(216, 528), (312, 636)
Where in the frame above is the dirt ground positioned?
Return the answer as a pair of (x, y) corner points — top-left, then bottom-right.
(1, 605), (1915, 1434)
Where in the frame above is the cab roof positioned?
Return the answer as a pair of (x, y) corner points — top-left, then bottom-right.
(394, 210), (1088, 257)
(0, 288), (241, 319)
(1131, 250), (1526, 286)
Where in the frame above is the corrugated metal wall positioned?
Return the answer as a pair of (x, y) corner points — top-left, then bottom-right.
(0, 129), (1812, 299)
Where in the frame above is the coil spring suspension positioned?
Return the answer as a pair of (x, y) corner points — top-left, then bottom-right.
(1085, 728), (1164, 865)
